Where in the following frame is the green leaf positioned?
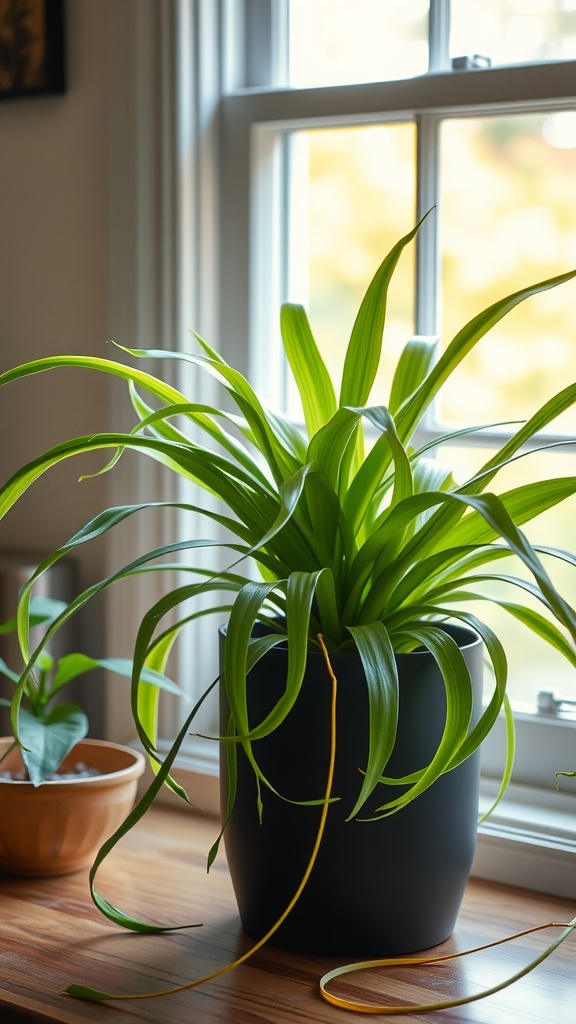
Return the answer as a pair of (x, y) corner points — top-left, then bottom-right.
(346, 622), (399, 819)
(448, 477), (576, 548)
(116, 342), (303, 484)
(495, 601), (576, 667)
(281, 303), (337, 438)
(306, 408), (361, 493)
(480, 693), (515, 822)
(340, 216), (427, 407)
(127, 387), (276, 490)
(395, 268), (576, 445)
(50, 653), (184, 697)
(372, 624), (474, 815)
(344, 405), (413, 537)
(0, 595), (68, 636)
(87, 678), (219, 932)
(0, 657), (19, 684)
(388, 334), (438, 416)
(225, 574), (324, 744)
(222, 581), (280, 741)
(18, 703), (89, 786)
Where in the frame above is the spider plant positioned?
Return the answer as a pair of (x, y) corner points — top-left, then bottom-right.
(0, 217), (575, 822)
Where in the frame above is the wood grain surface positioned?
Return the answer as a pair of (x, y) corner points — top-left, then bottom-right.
(0, 805), (574, 1023)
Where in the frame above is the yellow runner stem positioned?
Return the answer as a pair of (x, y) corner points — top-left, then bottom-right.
(319, 918), (576, 1014)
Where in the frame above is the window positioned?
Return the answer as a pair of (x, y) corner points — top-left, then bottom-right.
(106, 1), (575, 892)
(220, 0), (576, 703)
(217, 0), (576, 890)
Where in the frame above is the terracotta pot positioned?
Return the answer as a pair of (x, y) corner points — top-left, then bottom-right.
(0, 738), (145, 877)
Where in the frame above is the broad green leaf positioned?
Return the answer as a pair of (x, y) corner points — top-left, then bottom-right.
(0, 595), (67, 636)
(18, 703), (89, 786)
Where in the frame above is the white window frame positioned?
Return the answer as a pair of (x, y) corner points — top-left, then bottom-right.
(105, 1), (576, 894)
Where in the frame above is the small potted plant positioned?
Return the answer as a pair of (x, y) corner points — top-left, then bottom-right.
(0, 219), (574, 950)
(0, 594), (180, 876)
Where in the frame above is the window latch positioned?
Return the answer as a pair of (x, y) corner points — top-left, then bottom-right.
(537, 689), (576, 715)
(451, 55), (492, 71)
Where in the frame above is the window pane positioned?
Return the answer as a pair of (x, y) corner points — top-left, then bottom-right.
(440, 446), (576, 705)
(285, 123), (416, 418)
(288, 0), (429, 87)
(451, 0), (576, 67)
(439, 112), (576, 433)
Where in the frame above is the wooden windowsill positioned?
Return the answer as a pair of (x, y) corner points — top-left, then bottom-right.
(1, 805), (574, 1024)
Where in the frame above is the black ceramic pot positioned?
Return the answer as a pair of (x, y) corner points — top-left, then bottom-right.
(219, 622), (483, 957)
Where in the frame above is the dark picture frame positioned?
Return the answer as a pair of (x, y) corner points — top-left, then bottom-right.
(0, 0), (65, 101)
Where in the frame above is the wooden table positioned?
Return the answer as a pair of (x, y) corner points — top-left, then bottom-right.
(0, 805), (574, 1023)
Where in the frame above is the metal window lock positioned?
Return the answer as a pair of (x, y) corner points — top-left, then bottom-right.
(451, 55), (492, 71)
(537, 689), (576, 715)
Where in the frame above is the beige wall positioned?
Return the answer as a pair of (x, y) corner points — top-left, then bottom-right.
(0, 1), (111, 588)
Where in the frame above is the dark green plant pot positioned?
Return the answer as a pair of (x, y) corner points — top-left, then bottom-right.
(219, 623), (483, 957)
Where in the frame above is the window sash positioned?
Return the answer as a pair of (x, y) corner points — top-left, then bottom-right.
(218, 54), (576, 785)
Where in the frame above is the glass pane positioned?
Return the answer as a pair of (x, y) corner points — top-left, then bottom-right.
(451, 0), (576, 67)
(439, 112), (576, 433)
(440, 446), (576, 706)
(285, 123), (416, 419)
(288, 0), (429, 87)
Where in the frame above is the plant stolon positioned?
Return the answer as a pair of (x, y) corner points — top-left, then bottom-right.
(66, 639), (575, 1013)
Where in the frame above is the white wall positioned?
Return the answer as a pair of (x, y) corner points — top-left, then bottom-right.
(0, 1), (112, 588)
